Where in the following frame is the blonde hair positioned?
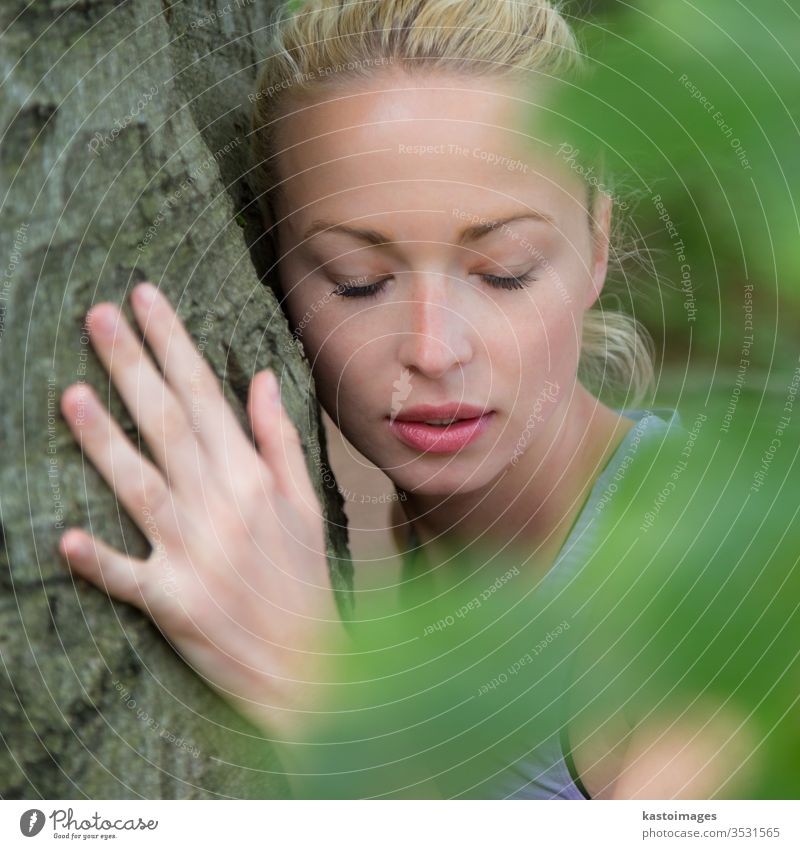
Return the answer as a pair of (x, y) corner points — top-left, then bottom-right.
(250, 0), (655, 409)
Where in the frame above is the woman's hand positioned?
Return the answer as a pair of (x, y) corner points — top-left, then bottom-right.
(58, 282), (347, 744)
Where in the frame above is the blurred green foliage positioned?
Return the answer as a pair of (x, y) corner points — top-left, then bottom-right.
(571, 391), (800, 799)
(540, 0), (799, 375)
(278, 391), (800, 798)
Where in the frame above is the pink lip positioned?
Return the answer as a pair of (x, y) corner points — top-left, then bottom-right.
(387, 404), (495, 453)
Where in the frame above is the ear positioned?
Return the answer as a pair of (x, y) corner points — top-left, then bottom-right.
(585, 191), (613, 311)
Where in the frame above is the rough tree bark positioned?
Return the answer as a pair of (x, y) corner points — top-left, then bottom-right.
(0, 0), (353, 798)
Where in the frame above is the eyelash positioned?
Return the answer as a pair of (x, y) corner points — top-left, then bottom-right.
(332, 271), (539, 299)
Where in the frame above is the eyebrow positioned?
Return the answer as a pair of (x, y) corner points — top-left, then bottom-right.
(301, 211), (555, 246)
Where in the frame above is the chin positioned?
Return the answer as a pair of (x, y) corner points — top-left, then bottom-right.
(387, 461), (501, 499)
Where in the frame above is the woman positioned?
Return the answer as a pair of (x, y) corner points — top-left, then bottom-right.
(58, 0), (692, 798)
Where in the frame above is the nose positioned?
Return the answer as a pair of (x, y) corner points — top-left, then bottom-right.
(396, 273), (474, 379)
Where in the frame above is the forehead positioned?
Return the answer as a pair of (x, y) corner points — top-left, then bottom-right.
(270, 69), (586, 229)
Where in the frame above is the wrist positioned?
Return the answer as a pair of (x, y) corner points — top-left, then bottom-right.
(256, 621), (356, 798)
(246, 616), (351, 719)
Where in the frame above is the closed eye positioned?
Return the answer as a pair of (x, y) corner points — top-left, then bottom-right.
(479, 270), (540, 290)
(332, 278), (391, 298)
(332, 270), (539, 298)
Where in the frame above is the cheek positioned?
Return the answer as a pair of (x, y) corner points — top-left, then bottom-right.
(501, 304), (583, 440)
(508, 293), (584, 379)
(304, 321), (386, 423)
(545, 305), (584, 363)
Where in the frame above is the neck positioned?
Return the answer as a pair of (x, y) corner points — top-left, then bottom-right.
(393, 383), (634, 576)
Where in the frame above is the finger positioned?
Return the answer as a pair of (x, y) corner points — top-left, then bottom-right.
(248, 369), (320, 512)
(59, 527), (150, 612)
(60, 382), (178, 542)
(85, 300), (202, 491)
(128, 283), (255, 468)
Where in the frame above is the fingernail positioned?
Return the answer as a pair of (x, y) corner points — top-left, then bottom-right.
(133, 282), (157, 306)
(63, 383), (94, 425)
(86, 303), (116, 332)
(61, 529), (87, 560)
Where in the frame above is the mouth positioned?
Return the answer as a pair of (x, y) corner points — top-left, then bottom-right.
(386, 404), (495, 453)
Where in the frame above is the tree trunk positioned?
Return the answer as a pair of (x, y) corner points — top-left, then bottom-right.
(0, 0), (353, 798)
